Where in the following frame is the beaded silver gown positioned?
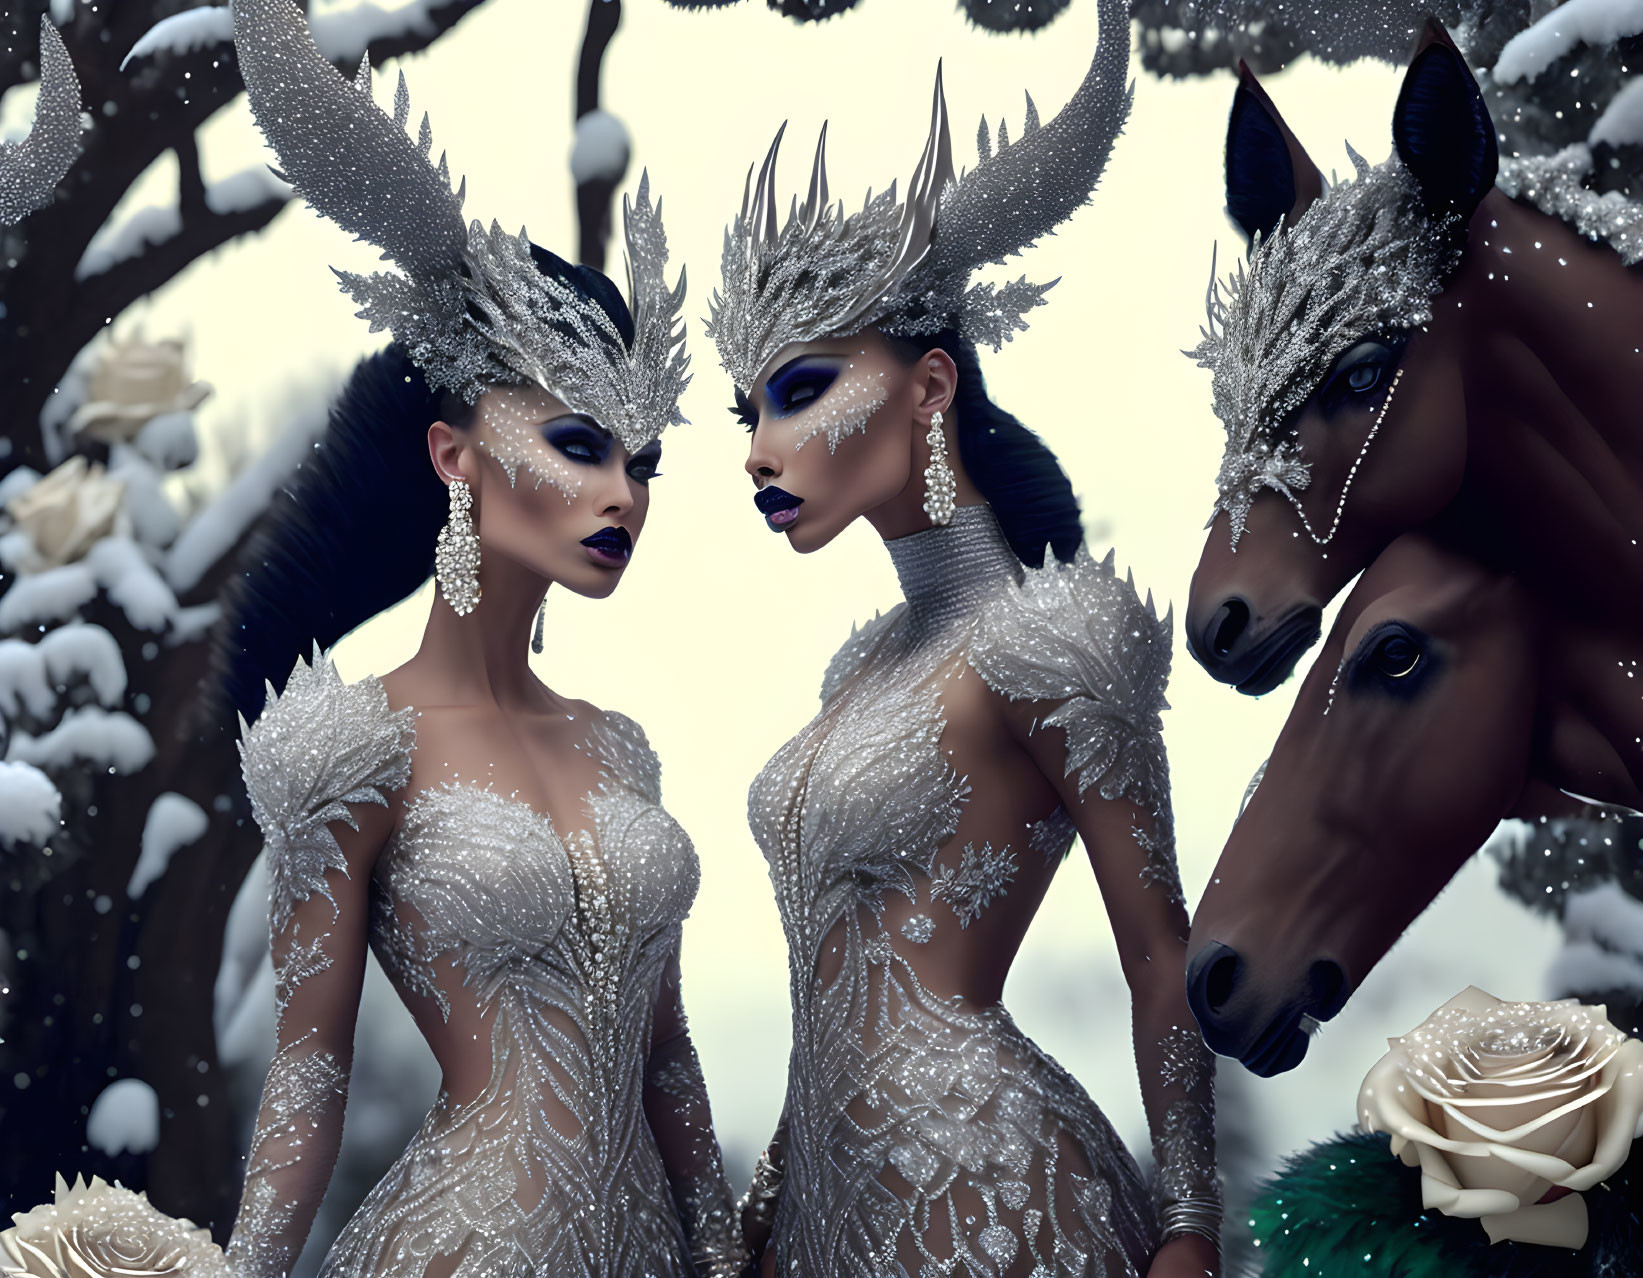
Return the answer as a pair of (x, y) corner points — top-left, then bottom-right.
(226, 652), (741, 1278)
(750, 505), (1219, 1278)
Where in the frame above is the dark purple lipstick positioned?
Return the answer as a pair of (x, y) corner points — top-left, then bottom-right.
(580, 525), (633, 568)
(754, 485), (803, 532)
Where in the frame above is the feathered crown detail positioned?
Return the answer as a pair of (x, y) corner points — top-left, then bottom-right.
(706, 0), (1132, 390)
(0, 18), (84, 229)
(232, 0), (688, 452)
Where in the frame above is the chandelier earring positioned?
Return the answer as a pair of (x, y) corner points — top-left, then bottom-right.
(435, 478), (481, 616)
(531, 598), (547, 655)
(922, 410), (957, 526)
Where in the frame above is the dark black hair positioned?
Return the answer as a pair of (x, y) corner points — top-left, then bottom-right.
(218, 248), (633, 722)
(889, 329), (1083, 568)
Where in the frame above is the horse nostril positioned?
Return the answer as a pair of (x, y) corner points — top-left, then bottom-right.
(1205, 952), (1240, 1014)
(1209, 599), (1251, 659)
(1186, 940), (1244, 1026)
(1309, 959), (1349, 1019)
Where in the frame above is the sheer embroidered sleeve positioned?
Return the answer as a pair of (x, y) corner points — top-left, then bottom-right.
(225, 649), (416, 1278)
(644, 943), (748, 1278)
(969, 550), (1221, 1250)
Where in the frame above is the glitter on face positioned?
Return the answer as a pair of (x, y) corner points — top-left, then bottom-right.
(474, 386), (585, 501)
(789, 361), (889, 454)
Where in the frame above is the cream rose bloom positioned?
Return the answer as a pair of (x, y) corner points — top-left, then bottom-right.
(0, 1173), (231, 1277)
(68, 339), (211, 446)
(1358, 985), (1643, 1248)
(5, 458), (125, 569)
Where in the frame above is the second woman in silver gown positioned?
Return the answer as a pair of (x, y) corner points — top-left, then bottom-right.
(707, 1), (1221, 1274)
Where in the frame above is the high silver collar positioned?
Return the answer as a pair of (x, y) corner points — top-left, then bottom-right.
(886, 504), (1022, 635)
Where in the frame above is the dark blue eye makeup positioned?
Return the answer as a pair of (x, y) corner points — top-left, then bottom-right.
(764, 355), (845, 419)
(543, 415), (613, 464)
(627, 447), (663, 484)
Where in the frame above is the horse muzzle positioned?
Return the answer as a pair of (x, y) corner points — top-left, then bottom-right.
(1185, 598), (1323, 695)
(1184, 940), (1351, 1076)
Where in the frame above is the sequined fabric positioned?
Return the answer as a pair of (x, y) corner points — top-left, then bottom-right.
(231, 652), (741, 1278)
(0, 18), (83, 229)
(748, 505), (1215, 1276)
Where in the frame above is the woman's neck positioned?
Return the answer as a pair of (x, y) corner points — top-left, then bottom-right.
(885, 502), (1023, 634)
(414, 552), (552, 710)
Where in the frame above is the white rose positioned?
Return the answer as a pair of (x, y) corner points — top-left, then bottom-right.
(67, 339), (210, 448)
(0, 1173), (231, 1277)
(1358, 985), (1643, 1248)
(4, 457), (125, 569)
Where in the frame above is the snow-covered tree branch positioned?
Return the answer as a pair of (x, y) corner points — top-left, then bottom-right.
(0, 0), (496, 474)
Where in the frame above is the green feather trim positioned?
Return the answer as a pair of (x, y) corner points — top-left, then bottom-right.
(1248, 1131), (1643, 1278)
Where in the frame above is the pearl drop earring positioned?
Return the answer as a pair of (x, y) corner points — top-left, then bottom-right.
(922, 410), (956, 526)
(434, 478), (481, 615)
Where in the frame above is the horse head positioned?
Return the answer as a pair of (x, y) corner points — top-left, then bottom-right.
(1185, 533), (1536, 1073)
(1186, 23), (1498, 693)
(1185, 529), (1643, 1075)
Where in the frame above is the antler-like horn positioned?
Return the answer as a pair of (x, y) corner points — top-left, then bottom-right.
(931, 0), (1131, 274)
(231, 0), (468, 282)
(0, 18), (84, 229)
(824, 60), (956, 333)
(799, 123), (830, 231)
(749, 121), (788, 252)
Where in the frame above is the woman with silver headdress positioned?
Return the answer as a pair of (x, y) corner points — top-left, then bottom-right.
(709, 2), (1221, 1275)
(206, 3), (745, 1276)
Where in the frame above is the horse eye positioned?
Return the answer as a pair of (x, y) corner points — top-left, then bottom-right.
(1373, 632), (1422, 678)
(1347, 364), (1381, 393)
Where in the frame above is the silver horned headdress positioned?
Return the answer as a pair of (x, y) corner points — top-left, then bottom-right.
(231, 0), (687, 453)
(1191, 150), (1460, 548)
(0, 18), (84, 229)
(706, 0), (1132, 391)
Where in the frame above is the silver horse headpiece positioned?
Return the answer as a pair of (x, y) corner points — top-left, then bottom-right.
(231, 0), (688, 453)
(1190, 149), (1460, 548)
(0, 18), (83, 229)
(706, 0), (1132, 391)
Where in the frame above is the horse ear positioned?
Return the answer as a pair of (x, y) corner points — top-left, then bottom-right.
(1225, 62), (1323, 247)
(1392, 20), (1498, 222)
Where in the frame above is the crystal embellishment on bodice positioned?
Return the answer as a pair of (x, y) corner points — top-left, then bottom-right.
(746, 506), (1204, 1278)
(230, 650), (740, 1278)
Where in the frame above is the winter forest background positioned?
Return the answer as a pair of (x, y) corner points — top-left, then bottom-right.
(2, 0), (1641, 1272)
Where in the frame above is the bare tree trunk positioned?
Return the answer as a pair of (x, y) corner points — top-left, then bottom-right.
(0, 0), (494, 471)
(0, 0), (498, 1225)
(574, 0), (623, 271)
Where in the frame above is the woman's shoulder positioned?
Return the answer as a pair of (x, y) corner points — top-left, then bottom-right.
(583, 700), (663, 804)
(969, 543), (1174, 703)
(238, 648), (416, 932)
(241, 647), (418, 777)
(819, 602), (909, 704)
(966, 545), (1174, 807)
